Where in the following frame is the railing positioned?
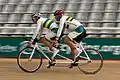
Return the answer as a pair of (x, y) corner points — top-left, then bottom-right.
(0, 1), (120, 5)
(0, 27), (120, 36)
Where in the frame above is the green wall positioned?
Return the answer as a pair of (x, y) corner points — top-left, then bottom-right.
(0, 37), (120, 60)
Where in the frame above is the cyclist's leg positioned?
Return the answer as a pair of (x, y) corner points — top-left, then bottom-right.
(66, 26), (86, 68)
(41, 29), (54, 51)
(73, 27), (86, 59)
(73, 25), (87, 57)
(64, 36), (79, 68)
(41, 36), (56, 67)
(41, 29), (59, 57)
(41, 29), (57, 67)
(64, 36), (77, 59)
(67, 25), (86, 58)
(41, 37), (53, 51)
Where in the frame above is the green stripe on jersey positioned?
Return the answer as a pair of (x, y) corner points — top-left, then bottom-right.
(43, 19), (54, 29)
(66, 17), (74, 21)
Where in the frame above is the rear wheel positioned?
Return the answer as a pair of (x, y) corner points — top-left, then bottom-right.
(77, 48), (103, 74)
(17, 46), (42, 73)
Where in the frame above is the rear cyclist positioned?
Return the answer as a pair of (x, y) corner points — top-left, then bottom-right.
(54, 10), (87, 68)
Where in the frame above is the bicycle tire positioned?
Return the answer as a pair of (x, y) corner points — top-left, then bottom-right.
(77, 48), (103, 74)
(17, 46), (43, 73)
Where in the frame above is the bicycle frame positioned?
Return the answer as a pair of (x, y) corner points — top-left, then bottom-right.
(20, 41), (92, 64)
(77, 42), (91, 61)
(36, 42), (73, 63)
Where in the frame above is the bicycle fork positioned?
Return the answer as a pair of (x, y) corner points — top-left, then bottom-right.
(28, 44), (37, 61)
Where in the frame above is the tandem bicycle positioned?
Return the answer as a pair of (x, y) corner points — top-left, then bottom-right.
(17, 38), (103, 74)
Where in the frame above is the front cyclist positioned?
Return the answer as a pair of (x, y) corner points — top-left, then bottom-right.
(54, 10), (87, 68)
(30, 12), (59, 67)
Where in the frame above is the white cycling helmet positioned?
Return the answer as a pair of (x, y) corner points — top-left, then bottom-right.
(32, 12), (42, 18)
(32, 12), (42, 23)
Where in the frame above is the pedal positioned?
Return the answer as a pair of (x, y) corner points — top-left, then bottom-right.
(69, 63), (73, 69)
(47, 60), (56, 68)
(47, 63), (56, 68)
(69, 57), (79, 69)
(69, 63), (78, 69)
(47, 64), (51, 68)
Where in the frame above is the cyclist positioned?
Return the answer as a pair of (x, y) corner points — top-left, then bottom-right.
(29, 12), (59, 67)
(54, 10), (87, 68)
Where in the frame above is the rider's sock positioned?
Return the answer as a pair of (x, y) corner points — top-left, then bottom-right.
(75, 48), (82, 59)
(51, 47), (59, 59)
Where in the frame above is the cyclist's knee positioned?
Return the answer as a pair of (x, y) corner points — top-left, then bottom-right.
(64, 36), (76, 48)
(64, 36), (72, 43)
(41, 37), (45, 41)
(41, 37), (53, 51)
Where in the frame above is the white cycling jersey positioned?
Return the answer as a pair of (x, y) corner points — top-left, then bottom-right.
(32, 17), (58, 40)
(57, 15), (83, 38)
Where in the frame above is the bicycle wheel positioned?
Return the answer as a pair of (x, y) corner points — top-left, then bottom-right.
(77, 48), (103, 74)
(17, 46), (42, 73)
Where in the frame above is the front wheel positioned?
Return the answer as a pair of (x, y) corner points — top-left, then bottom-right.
(17, 46), (43, 73)
(77, 48), (103, 74)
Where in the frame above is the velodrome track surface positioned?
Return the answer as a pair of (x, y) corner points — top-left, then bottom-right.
(0, 58), (120, 80)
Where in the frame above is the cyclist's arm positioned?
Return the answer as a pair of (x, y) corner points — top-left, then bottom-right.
(56, 17), (66, 40)
(32, 20), (42, 40)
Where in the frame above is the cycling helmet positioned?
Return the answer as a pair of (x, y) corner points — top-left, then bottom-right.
(32, 12), (42, 23)
(54, 10), (64, 16)
(32, 12), (42, 19)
